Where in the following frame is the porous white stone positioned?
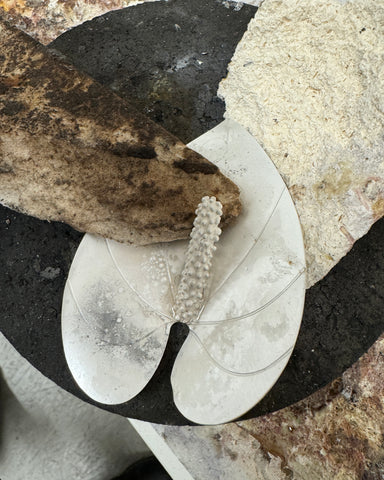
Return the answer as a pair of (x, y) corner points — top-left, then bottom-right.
(219, 0), (384, 286)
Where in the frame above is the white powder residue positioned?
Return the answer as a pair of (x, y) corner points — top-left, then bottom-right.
(219, 0), (384, 286)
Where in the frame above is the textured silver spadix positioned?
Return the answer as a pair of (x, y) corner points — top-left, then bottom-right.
(173, 196), (223, 324)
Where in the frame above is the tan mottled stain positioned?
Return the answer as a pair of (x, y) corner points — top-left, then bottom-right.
(372, 197), (384, 219)
(314, 164), (354, 202)
(0, 18), (241, 245)
(0, 0), (30, 13)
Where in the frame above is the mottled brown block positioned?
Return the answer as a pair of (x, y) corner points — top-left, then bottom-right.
(0, 18), (241, 245)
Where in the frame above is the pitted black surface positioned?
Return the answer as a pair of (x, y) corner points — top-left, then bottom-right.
(1, 0), (383, 424)
(51, 0), (256, 144)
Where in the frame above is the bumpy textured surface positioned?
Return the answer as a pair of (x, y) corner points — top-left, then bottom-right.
(173, 196), (222, 324)
(220, 0), (384, 287)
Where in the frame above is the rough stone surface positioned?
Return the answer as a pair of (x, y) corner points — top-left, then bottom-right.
(0, 0), (159, 44)
(154, 333), (384, 479)
(50, 0), (257, 145)
(219, 0), (384, 287)
(0, 17), (241, 245)
(0, 0), (262, 45)
(0, 0), (384, 477)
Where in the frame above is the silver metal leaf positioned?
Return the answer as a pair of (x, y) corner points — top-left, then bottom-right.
(61, 119), (306, 423)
